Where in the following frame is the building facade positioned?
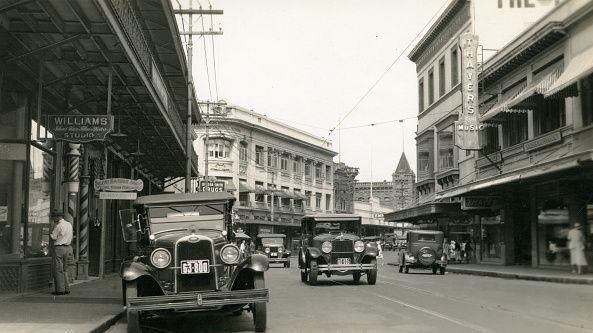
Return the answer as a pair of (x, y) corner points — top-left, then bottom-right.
(333, 162), (359, 214)
(194, 106), (337, 245)
(353, 198), (395, 236)
(388, 0), (593, 269)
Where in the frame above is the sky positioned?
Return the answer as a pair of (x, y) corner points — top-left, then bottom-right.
(174, 0), (448, 182)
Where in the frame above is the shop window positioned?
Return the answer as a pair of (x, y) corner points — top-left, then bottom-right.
(26, 145), (53, 257)
(481, 214), (503, 260)
(418, 79), (425, 112)
(534, 98), (566, 136)
(255, 146), (264, 166)
(502, 113), (528, 147)
(580, 74), (593, 126)
(239, 141), (248, 162)
(428, 69), (435, 105)
(439, 57), (446, 97)
(537, 199), (570, 266)
(451, 45), (459, 87)
(0, 145), (27, 256)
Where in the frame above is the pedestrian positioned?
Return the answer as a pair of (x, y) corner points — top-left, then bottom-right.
(49, 210), (73, 295)
(454, 241), (462, 263)
(377, 240), (384, 266)
(465, 240), (473, 264)
(567, 222), (588, 275)
(442, 238), (450, 263)
(239, 240), (246, 255)
(249, 240), (256, 254)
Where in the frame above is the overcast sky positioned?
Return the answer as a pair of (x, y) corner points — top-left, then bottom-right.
(175, 0), (447, 182)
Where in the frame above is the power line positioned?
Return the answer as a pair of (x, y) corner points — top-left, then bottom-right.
(326, 0), (451, 138)
(200, 12), (212, 100)
(209, 9), (220, 101)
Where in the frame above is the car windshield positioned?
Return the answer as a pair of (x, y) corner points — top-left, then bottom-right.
(314, 221), (359, 234)
(416, 233), (436, 242)
(261, 237), (284, 245)
(148, 204), (225, 234)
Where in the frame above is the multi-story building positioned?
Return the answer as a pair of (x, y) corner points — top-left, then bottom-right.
(354, 198), (395, 236)
(194, 105), (337, 244)
(333, 162), (359, 214)
(387, 0), (593, 269)
(353, 153), (415, 210)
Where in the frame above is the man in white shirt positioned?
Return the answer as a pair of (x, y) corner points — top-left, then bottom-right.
(50, 210), (73, 295)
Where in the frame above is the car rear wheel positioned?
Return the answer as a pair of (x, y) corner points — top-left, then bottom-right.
(300, 268), (308, 283)
(125, 281), (142, 333)
(367, 259), (377, 285)
(252, 273), (267, 332)
(353, 271), (361, 283)
(308, 260), (318, 286)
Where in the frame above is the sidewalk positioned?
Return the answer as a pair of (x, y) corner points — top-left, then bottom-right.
(446, 263), (593, 285)
(0, 275), (124, 333)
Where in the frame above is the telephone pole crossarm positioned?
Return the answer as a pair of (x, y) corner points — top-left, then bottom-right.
(174, 9), (223, 15)
(179, 31), (223, 36)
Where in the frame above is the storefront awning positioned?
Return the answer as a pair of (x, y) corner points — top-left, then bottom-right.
(384, 202), (461, 222)
(292, 191), (308, 200)
(239, 182), (256, 193)
(545, 45), (593, 98)
(481, 81), (529, 122)
(280, 189), (295, 199)
(255, 185), (270, 195)
(507, 64), (564, 109)
(222, 179), (237, 192)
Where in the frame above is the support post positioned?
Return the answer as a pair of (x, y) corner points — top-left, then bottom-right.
(185, 0), (194, 193)
(66, 143), (80, 283)
(77, 146), (90, 280)
(98, 148), (108, 278)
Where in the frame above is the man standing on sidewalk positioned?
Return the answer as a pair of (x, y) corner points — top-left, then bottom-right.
(50, 210), (73, 295)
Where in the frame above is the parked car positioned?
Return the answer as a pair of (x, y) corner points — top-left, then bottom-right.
(394, 237), (407, 250)
(383, 233), (396, 251)
(256, 234), (291, 267)
(398, 230), (446, 275)
(119, 192), (269, 333)
(298, 214), (378, 285)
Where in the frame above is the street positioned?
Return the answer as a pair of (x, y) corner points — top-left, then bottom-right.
(107, 252), (593, 333)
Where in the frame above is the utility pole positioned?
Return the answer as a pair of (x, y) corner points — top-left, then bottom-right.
(174, 3), (224, 192)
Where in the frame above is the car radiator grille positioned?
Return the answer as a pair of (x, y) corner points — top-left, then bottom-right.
(176, 240), (216, 292)
(332, 240), (353, 253)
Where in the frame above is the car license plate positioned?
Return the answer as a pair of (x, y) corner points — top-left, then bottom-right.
(270, 252), (278, 257)
(180, 260), (210, 274)
(422, 253), (433, 258)
(337, 258), (351, 265)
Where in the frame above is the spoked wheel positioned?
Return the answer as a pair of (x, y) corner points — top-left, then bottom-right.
(353, 271), (361, 283)
(125, 281), (142, 333)
(252, 273), (267, 332)
(308, 260), (318, 286)
(367, 259), (377, 285)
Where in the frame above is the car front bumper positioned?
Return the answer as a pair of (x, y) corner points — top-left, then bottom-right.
(317, 263), (376, 272)
(267, 257), (289, 263)
(127, 288), (269, 312)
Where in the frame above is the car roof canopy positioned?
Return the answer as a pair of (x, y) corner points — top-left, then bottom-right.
(257, 233), (286, 238)
(135, 192), (235, 205)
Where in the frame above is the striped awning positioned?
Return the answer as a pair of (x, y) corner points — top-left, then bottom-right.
(239, 182), (256, 193)
(545, 45), (593, 97)
(292, 191), (308, 200)
(480, 81), (529, 122)
(255, 185), (270, 195)
(507, 64), (564, 109)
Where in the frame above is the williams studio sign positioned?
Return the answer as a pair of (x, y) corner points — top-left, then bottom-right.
(48, 114), (114, 142)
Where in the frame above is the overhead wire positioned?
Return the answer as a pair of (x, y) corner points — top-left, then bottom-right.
(209, 7), (220, 101)
(200, 12), (213, 100)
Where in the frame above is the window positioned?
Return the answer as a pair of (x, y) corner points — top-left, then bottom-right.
(502, 114), (528, 147)
(326, 194), (331, 211)
(208, 141), (229, 158)
(418, 152), (430, 173)
(239, 141), (248, 162)
(451, 45), (459, 87)
(305, 161), (312, 177)
(535, 98), (566, 136)
(267, 149), (277, 168)
(439, 57), (446, 97)
(582, 74), (593, 126)
(255, 145), (264, 166)
(293, 158), (301, 174)
(418, 79), (424, 112)
(315, 193), (322, 209)
(438, 126), (454, 170)
(482, 126), (500, 155)
(325, 165), (331, 180)
(239, 192), (249, 206)
(280, 155), (288, 171)
(428, 69), (435, 105)
(315, 164), (322, 179)
(304, 191), (312, 208)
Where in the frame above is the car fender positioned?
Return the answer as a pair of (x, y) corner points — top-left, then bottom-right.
(283, 250), (291, 258)
(306, 247), (322, 259)
(121, 260), (153, 281)
(236, 253), (269, 273)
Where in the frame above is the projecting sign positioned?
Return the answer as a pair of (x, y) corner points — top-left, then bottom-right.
(461, 197), (500, 210)
(48, 115), (113, 142)
(455, 33), (482, 150)
(197, 181), (225, 192)
(99, 192), (137, 200)
(94, 178), (144, 192)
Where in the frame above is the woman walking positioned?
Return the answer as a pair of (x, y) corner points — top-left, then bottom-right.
(567, 223), (588, 274)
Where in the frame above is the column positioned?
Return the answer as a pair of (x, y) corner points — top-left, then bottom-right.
(65, 143), (80, 283)
(77, 145), (90, 280)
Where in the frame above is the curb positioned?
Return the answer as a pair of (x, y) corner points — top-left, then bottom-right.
(88, 310), (125, 333)
(446, 268), (593, 285)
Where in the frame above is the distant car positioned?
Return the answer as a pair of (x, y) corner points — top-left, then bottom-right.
(394, 237), (407, 250)
(398, 230), (446, 275)
(298, 214), (378, 285)
(119, 192), (269, 333)
(256, 234), (291, 267)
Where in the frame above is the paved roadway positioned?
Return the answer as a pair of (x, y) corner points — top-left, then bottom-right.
(107, 252), (593, 333)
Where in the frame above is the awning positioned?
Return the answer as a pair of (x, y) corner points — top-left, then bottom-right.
(280, 189), (295, 199)
(255, 185), (270, 195)
(507, 64), (564, 109)
(545, 45), (593, 97)
(384, 202), (461, 222)
(239, 182), (256, 193)
(292, 191), (308, 200)
(481, 81), (529, 122)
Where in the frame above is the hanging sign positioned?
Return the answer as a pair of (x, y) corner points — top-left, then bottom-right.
(99, 192), (137, 200)
(455, 33), (483, 150)
(94, 178), (144, 192)
(197, 181), (225, 192)
(48, 115), (113, 142)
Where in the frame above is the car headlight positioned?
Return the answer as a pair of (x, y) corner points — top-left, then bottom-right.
(354, 241), (365, 253)
(265, 247), (270, 253)
(150, 248), (171, 268)
(321, 241), (332, 253)
(278, 247), (284, 253)
(221, 244), (240, 264)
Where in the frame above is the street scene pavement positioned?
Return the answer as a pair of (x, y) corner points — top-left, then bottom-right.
(106, 252), (593, 333)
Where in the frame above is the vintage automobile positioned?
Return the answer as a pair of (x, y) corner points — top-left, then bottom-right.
(298, 214), (378, 285)
(398, 230), (446, 275)
(256, 234), (291, 267)
(119, 192), (269, 333)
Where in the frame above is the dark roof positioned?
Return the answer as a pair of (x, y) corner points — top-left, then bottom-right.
(135, 192), (235, 205)
(302, 214), (361, 222)
(256, 233), (286, 238)
(394, 153), (413, 174)
(409, 230), (443, 235)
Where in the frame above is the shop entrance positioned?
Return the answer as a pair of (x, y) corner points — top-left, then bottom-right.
(513, 202), (532, 265)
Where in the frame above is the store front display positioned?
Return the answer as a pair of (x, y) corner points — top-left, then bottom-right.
(537, 199), (571, 267)
(481, 213), (504, 262)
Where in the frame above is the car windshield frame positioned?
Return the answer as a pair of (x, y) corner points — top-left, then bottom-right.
(147, 203), (226, 234)
(260, 237), (284, 246)
(313, 220), (360, 235)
